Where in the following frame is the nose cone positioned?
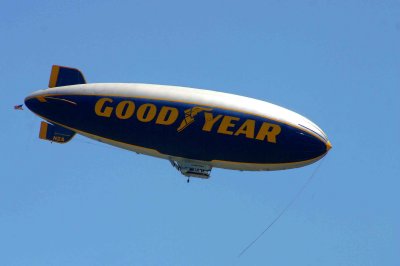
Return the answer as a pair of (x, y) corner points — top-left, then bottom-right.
(285, 120), (332, 166)
(326, 140), (332, 152)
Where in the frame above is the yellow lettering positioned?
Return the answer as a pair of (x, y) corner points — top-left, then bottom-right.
(256, 122), (281, 143)
(95, 98), (113, 117)
(137, 103), (157, 122)
(156, 106), (179, 125)
(202, 113), (223, 132)
(234, 119), (255, 138)
(53, 136), (65, 142)
(217, 116), (240, 135)
(115, 101), (135, 119)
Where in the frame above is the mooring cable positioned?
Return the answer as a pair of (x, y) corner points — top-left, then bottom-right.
(238, 158), (326, 258)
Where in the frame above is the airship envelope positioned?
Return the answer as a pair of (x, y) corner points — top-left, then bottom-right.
(25, 65), (332, 179)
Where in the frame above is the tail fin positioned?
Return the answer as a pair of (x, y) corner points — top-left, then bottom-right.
(39, 121), (76, 143)
(48, 65), (86, 88)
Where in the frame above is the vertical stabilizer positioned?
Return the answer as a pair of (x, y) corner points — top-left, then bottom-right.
(48, 65), (86, 88)
(39, 121), (76, 143)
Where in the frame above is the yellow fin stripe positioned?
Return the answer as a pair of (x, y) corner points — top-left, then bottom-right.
(48, 65), (60, 88)
(39, 121), (48, 140)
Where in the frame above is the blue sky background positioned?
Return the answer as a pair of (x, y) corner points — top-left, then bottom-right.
(1, 0), (399, 265)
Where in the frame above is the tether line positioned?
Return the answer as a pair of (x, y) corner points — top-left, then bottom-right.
(238, 158), (325, 258)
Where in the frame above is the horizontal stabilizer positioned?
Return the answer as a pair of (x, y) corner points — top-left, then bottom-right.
(39, 121), (76, 143)
(48, 65), (86, 88)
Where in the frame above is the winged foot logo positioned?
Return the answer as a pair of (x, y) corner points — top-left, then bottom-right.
(177, 107), (213, 132)
(94, 98), (281, 143)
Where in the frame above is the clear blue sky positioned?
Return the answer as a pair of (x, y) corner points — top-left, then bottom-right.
(1, 0), (399, 265)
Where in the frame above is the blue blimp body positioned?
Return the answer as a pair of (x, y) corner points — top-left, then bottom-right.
(25, 66), (331, 179)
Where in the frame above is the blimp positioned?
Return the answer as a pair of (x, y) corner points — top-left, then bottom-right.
(25, 65), (332, 180)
